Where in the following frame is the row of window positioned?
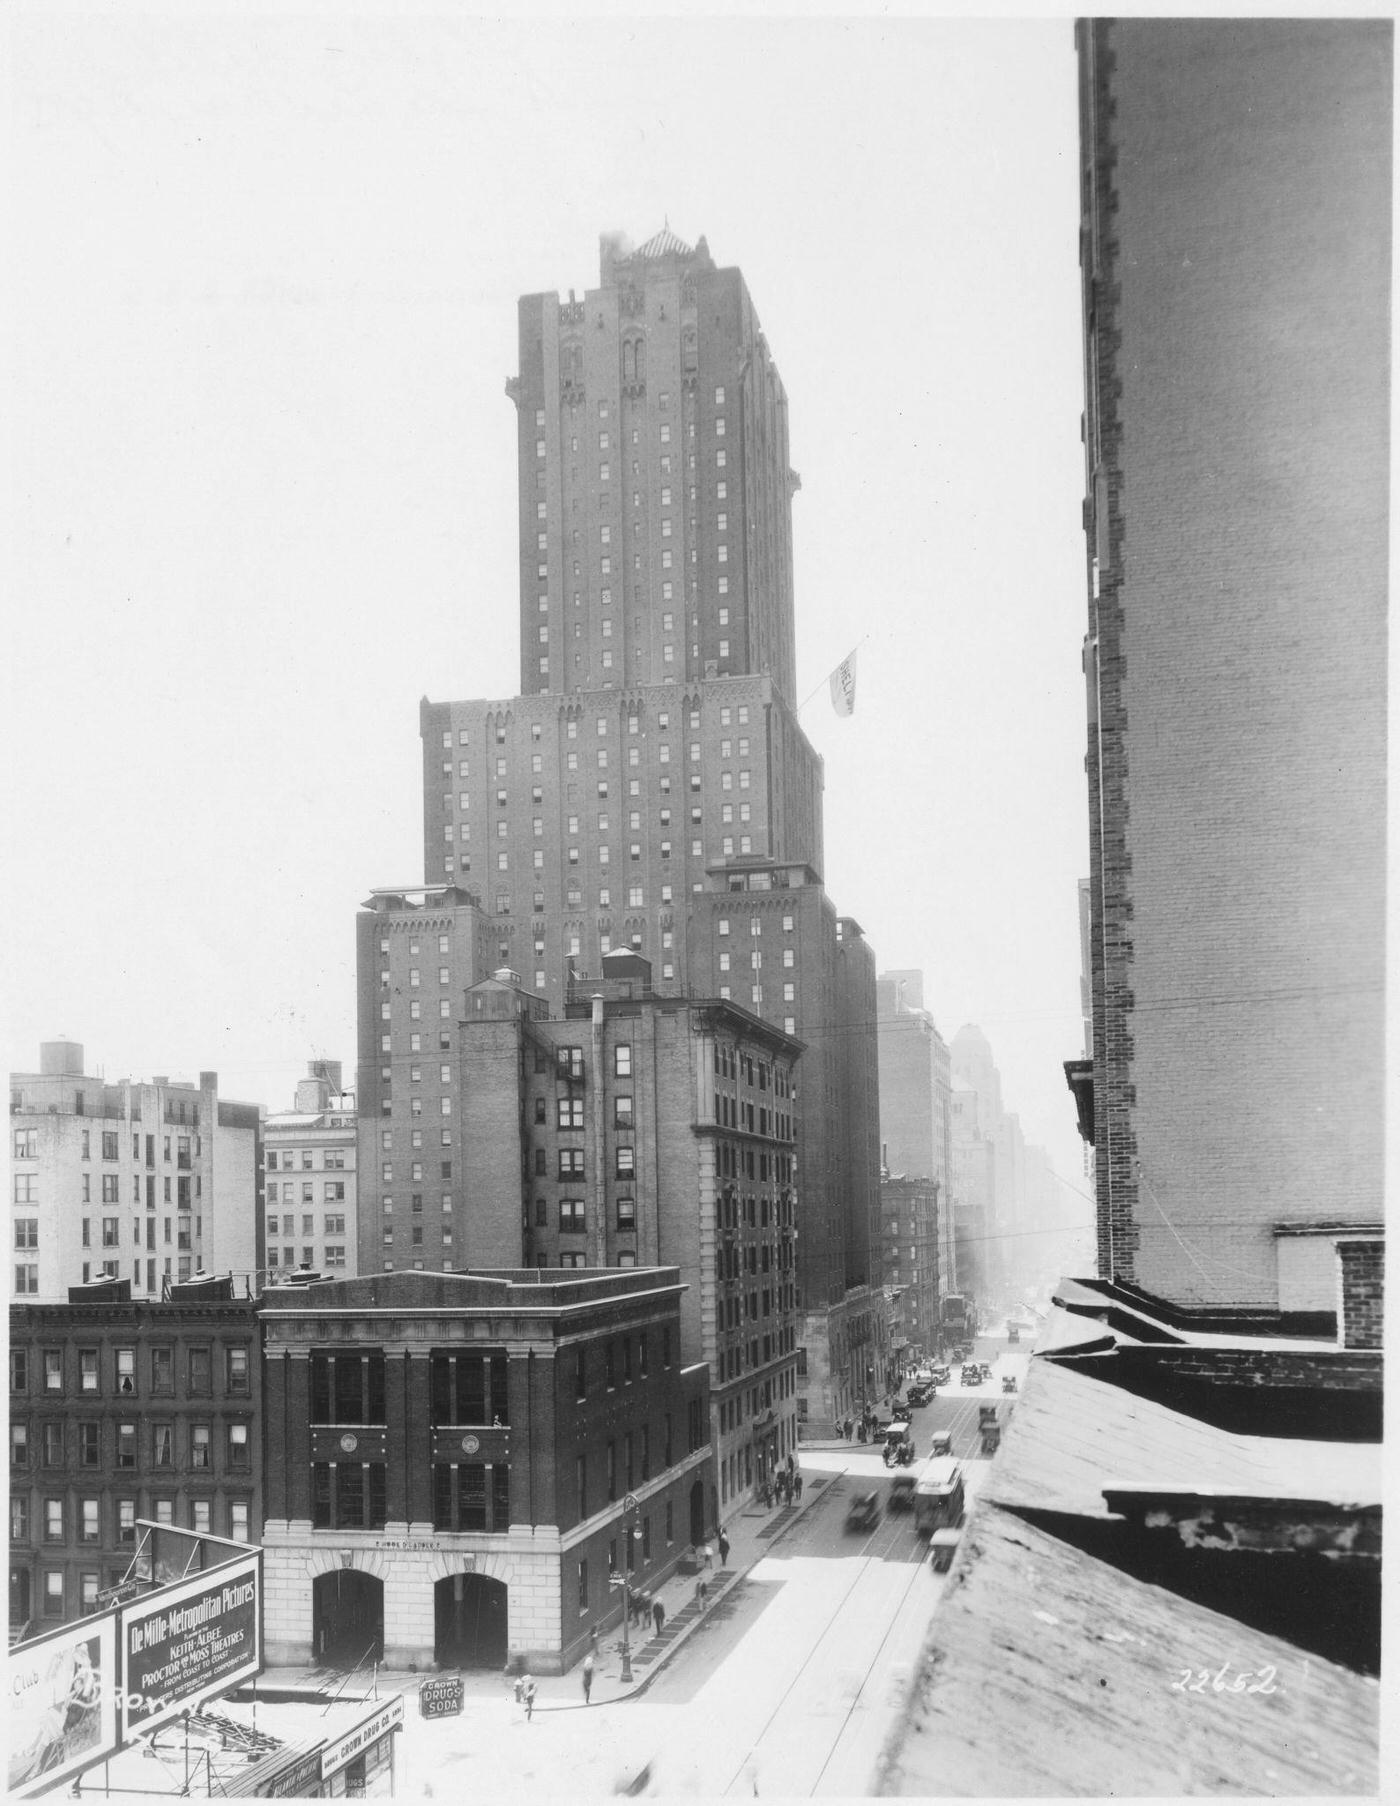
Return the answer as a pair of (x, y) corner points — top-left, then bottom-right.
(11, 1417), (250, 1472)
(16, 1499), (253, 1618)
(266, 1147), (349, 1171)
(15, 1172), (200, 1206)
(10, 1344), (248, 1397)
(269, 1245), (346, 1269)
(12, 1128), (200, 1164)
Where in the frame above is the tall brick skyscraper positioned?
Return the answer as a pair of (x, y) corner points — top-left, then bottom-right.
(1076, 21), (1389, 1318)
(390, 232), (882, 1434)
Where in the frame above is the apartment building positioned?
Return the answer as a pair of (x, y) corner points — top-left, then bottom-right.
(262, 1061), (358, 1280)
(8, 1280), (261, 1637)
(10, 1041), (260, 1302)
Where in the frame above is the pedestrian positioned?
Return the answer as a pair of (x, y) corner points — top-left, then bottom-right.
(589, 1624), (600, 1655)
(794, 1472), (803, 1501)
(632, 1588), (649, 1627)
(523, 1673), (536, 1721)
(513, 1673), (524, 1705)
(787, 1453), (795, 1476)
(582, 1654), (595, 1704)
(717, 1530), (730, 1567)
(652, 1599), (665, 1637)
(701, 1541), (714, 1570)
(695, 1577), (708, 1609)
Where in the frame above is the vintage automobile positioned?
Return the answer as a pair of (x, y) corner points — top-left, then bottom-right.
(883, 1424), (915, 1466)
(927, 1430), (954, 1459)
(846, 1490), (882, 1533)
(891, 1400), (914, 1422)
(905, 1383), (931, 1408)
(888, 1472), (919, 1512)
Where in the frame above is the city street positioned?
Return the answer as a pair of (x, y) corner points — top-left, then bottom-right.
(77, 1333), (1029, 1802)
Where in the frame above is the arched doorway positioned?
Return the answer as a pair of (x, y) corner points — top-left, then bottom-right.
(434, 1573), (508, 1670)
(689, 1479), (706, 1546)
(312, 1569), (383, 1669)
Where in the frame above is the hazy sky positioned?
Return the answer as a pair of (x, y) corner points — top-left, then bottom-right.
(6, 7), (1093, 1217)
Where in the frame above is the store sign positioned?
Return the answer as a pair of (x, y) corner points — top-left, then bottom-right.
(321, 1695), (405, 1779)
(120, 1553), (262, 1739)
(419, 1675), (465, 1719)
(8, 1616), (120, 1797)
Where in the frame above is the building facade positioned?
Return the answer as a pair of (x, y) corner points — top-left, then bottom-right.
(354, 928), (801, 1518)
(413, 229), (883, 1430)
(509, 229), (798, 706)
(1077, 20), (1389, 1314)
(258, 1268), (710, 1675)
(10, 1041), (261, 1303)
(8, 1284), (261, 1637)
(262, 1061), (358, 1282)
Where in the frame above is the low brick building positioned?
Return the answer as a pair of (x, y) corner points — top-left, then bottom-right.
(8, 1280), (261, 1637)
(258, 1267), (710, 1674)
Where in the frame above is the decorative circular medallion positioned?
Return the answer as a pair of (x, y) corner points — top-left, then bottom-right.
(339, 1433), (358, 1454)
(461, 1434), (480, 1454)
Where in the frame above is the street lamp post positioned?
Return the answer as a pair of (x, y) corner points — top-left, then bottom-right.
(612, 1496), (642, 1683)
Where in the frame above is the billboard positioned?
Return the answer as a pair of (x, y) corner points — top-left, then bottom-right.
(120, 1551), (261, 1740)
(8, 1616), (120, 1797)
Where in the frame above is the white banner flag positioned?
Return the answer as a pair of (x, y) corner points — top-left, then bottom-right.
(829, 648), (858, 717)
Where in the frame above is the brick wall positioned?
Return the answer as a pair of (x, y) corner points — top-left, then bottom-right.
(1080, 21), (1390, 1305)
(1336, 1239), (1384, 1350)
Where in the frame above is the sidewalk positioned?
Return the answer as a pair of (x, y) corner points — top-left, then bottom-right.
(253, 1469), (841, 1718)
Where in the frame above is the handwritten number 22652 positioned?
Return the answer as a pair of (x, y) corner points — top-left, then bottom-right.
(1173, 1664), (1278, 1695)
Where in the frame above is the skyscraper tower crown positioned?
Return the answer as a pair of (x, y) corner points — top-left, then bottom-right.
(507, 231), (799, 707)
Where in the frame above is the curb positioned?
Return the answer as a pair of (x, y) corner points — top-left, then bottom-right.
(603, 1474), (836, 1704)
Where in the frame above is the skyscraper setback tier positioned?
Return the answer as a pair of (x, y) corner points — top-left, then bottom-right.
(507, 229), (799, 706)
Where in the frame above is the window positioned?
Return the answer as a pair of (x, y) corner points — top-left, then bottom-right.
(45, 1497), (64, 1542)
(118, 1499), (136, 1544)
(560, 1198), (586, 1233)
(228, 1422), (250, 1471)
(79, 1349), (99, 1392)
(43, 1571), (65, 1616)
(557, 1096), (584, 1130)
(79, 1422), (99, 1466)
(153, 1422), (174, 1468)
(151, 1347), (173, 1395)
(188, 1347), (212, 1395)
(116, 1348), (135, 1395)
(12, 1495), (29, 1540)
(230, 1499), (250, 1542)
(558, 1149), (585, 1179)
(11, 1422), (29, 1468)
(191, 1424), (211, 1469)
(81, 1497), (99, 1543)
(615, 1147), (635, 1179)
(191, 1499), (212, 1534)
(617, 1197), (636, 1232)
(614, 1044), (632, 1078)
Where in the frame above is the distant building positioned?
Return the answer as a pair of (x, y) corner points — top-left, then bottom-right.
(879, 1173), (940, 1365)
(1076, 17), (1388, 1320)
(9, 1280), (261, 1638)
(876, 970), (956, 1298)
(258, 1267), (710, 1674)
(9, 1041), (261, 1303)
(261, 1061), (358, 1281)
